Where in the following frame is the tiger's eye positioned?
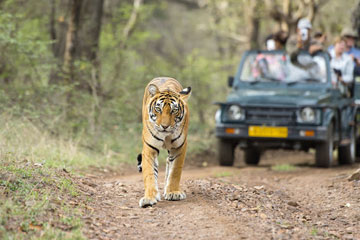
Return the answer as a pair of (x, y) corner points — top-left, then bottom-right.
(172, 108), (178, 114)
(155, 107), (161, 112)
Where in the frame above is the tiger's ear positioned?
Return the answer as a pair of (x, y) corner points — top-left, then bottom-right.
(179, 87), (191, 102)
(148, 84), (159, 97)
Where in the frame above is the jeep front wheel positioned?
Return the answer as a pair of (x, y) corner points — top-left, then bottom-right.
(218, 139), (236, 166)
(315, 123), (334, 168)
(244, 148), (261, 165)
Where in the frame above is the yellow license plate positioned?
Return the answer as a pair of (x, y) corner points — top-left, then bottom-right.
(248, 126), (288, 138)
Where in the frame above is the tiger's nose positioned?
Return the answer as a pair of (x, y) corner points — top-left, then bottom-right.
(161, 124), (169, 130)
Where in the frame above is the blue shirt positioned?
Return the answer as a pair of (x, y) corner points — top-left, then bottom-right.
(347, 47), (360, 60)
(328, 45), (360, 60)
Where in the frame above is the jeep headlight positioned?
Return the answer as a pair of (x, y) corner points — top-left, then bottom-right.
(215, 109), (221, 123)
(227, 105), (245, 121)
(297, 107), (320, 123)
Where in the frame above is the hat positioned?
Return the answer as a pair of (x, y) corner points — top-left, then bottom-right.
(341, 27), (358, 38)
(297, 18), (312, 29)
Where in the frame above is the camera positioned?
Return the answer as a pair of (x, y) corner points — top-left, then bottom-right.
(333, 68), (342, 77)
(266, 39), (276, 51)
(300, 28), (308, 41)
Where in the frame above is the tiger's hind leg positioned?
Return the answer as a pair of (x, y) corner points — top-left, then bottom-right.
(139, 144), (161, 208)
(164, 142), (187, 201)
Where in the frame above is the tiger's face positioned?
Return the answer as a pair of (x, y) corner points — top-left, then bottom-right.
(148, 85), (191, 134)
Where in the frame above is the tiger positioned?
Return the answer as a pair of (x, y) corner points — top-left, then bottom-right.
(137, 77), (191, 208)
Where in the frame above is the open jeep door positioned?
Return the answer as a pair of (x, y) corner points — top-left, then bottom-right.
(353, 77), (360, 160)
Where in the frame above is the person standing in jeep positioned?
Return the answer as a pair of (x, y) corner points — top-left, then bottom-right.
(342, 28), (360, 77)
(286, 19), (323, 53)
(329, 27), (360, 77)
(329, 36), (354, 88)
(286, 18), (324, 69)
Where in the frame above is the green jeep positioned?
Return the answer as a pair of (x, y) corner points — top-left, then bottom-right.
(215, 50), (360, 168)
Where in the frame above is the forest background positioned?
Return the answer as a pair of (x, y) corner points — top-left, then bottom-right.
(2, 0), (360, 239)
(0, 0), (359, 170)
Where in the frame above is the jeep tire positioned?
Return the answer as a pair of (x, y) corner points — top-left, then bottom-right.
(218, 139), (236, 166)
(244, 148), (261, 165)
(338, 126), (356, 165)
(315, 123), (334, 168)
(356, 131), (360, 162)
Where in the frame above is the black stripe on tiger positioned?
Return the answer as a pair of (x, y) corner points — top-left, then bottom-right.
(148, 98), (157, 113)
(154, 165), (158, 175)
(168, 153), (180, 162)
(180, 102), (184, 118)
(137, 154), (142, 172)
(172, 137), (186, 151)
(154, 163), (158, 180)
(146, 122), (164, 142)
(145, 141), (160, 154)
(175, 101), (184, 121)
(171, 118), (187, 143)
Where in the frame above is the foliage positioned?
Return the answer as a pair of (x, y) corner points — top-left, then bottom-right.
(215, 171), (233, 177)
(0, 157), (85, 240)
(0, 0), (359, 237)
(0, 0), (357, 167)
(271, 164), (297, 172)
(0, 8), (53, 86)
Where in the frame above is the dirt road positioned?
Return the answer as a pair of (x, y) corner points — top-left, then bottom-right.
(80, 151), (360, 240)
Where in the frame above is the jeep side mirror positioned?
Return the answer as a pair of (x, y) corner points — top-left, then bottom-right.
(228, 76), (234, 87)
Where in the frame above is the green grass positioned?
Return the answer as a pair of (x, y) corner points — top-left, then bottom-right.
(0, 113), (213, 170)
(0, 113), (144, 171)
(0, 155), (86, 239)
(271, 164), (297, 172)
(215, 171), (233, 178)
(311, 226), (319, 236)
(0, 113), (215, 239)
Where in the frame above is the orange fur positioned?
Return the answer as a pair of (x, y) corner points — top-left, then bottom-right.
(139, 77), (191, 207)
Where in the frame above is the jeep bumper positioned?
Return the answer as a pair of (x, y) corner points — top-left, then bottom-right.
(216, 124), (329, 149)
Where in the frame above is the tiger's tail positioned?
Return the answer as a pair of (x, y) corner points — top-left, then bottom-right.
(137, 154), (142, 172)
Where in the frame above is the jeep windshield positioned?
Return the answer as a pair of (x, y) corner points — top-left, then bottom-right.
(238, 51), (328, 84)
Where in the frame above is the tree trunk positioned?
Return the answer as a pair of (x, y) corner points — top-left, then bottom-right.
(248, 0), (261, 50)
(112, 0), (143, 85)
(49, 0), (57, 56)
(50, 0), (104, 90)
(266, 0), (329, 35)
(48, 0), (69, 83)
(77, 0), (104, 62)
(280, 0), (290, 32)
(208, 1), (226, 58)
(120, 0), (143, 49)
(51, 0), (70, 61)
(352, 0), (360, 36)
(76, 0), (104, 92)
(63, 0), (82, 82)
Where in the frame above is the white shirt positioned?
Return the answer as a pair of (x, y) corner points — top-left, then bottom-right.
(329, 49), (354, 83)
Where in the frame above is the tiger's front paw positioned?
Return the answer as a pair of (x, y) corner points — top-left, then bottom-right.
(164, 191), (186, 201)
(139, 197), (157, 208)
(139, 192), (161, 208)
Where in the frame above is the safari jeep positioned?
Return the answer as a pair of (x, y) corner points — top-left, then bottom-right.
(215, 50), (360, 168)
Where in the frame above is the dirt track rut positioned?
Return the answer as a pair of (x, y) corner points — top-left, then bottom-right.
(80, 152), (360, 240)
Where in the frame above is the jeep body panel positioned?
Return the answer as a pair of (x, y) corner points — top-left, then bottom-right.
(215, 50), (360, 166)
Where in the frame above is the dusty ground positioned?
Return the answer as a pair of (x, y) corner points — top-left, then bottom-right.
(78, 150), (360, 240)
